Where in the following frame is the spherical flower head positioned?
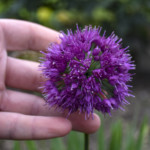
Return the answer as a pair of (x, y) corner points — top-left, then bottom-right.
(40, 25), (135, 117)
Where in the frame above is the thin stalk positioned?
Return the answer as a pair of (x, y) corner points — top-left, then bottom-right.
(84, 133), (89, 150)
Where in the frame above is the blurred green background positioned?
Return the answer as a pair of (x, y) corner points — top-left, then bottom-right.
(1, 0), (150, 73)
(0, 0), (150, 150)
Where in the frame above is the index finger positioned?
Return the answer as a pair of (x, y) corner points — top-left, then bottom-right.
(0, 19), (60, 51)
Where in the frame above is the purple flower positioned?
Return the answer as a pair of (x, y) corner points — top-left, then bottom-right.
(40, 25), (135, 117)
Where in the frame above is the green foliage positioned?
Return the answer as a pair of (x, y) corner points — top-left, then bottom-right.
(108, 120), (123, 150)
(98, 120), (105, 150)
(135, 118), (149, 150)
(0, 0), (149, 38)
(13, 141), (21, 150)
(92, 7), (115, 22)
(124, 127), (136, 150)
(50, 138), (66, 150)
(25, 141), (37, 150)
(67, 131), (84, 150)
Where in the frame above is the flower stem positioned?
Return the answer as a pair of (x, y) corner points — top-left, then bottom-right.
(84, 133), (89, 150)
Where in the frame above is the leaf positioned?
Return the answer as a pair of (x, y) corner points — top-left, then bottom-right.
(50, 138), (66, 150)
(13, 141), (21, 150)
(124, 128), (136, 150)
(67, 131), (84, 150)
(98, 121), (105, 150)
(108, 120), (123, 150)
(25, 141), (37, 150)
(135, 118), (149, 150)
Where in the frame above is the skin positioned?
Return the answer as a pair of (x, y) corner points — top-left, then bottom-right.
(0, 19), (100, 140)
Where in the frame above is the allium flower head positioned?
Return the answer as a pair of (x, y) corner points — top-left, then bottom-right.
(40, 26), (135, 117)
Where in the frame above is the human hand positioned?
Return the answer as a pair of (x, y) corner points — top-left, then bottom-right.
(0, 19), (100, 140)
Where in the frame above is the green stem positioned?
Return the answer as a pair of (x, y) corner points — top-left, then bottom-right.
(84, 133), (89, 150)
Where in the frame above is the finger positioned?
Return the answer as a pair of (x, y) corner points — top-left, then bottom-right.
(68, 113), (100, 134)
(1, 90), (100, 134)
(0, 19), (60, 51)
(0, 112), (71, 140)
(6, 57), (42, 91)
(0, 90), (47, 115)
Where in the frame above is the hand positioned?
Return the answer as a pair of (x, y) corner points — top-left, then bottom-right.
(0, 19), (100, 140)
